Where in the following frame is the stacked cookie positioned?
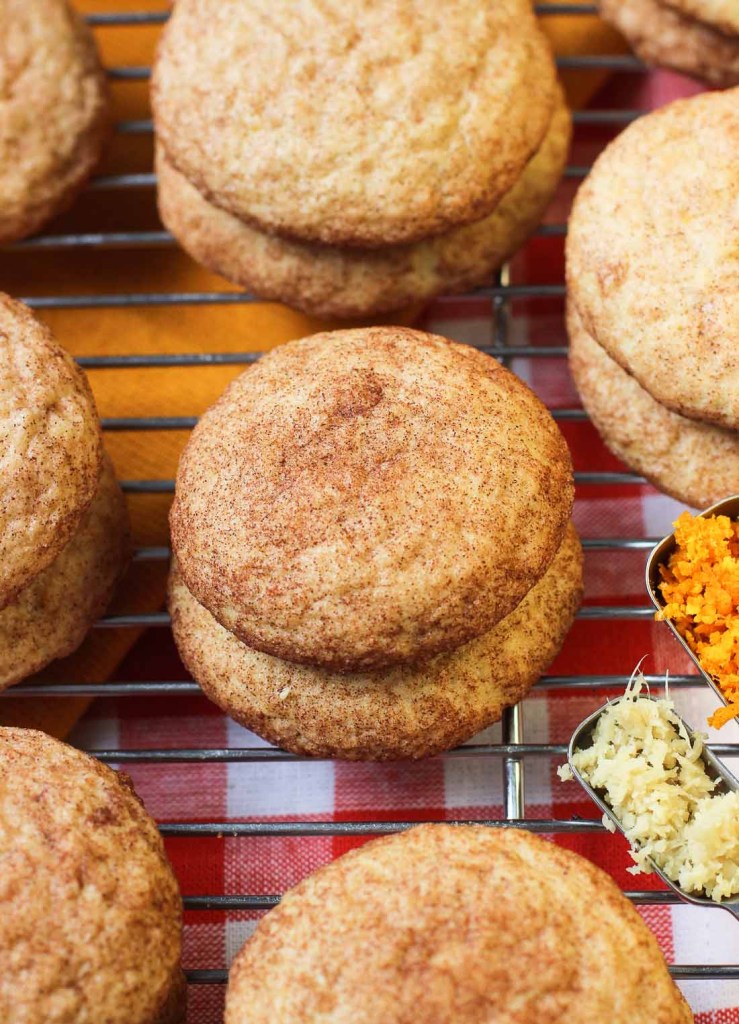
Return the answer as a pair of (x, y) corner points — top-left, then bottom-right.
(0, 728), (184, 1024)
(169, 327), (582, 760)
(599, 0), (739, 86)
(0, 0), (110, 244)
(152, 0), (570, 319)
(0, 295), (129, 690)
(567, 89), (739, 510)
(225, 825), (693, 1024)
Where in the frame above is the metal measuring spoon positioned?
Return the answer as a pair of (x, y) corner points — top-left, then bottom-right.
(567, 695), (739, 919)
(646, 494), (739, 712)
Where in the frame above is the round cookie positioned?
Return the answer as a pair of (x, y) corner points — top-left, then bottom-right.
(170, 327), (574, 672)
(0, 727), (184, 1024)
(665, 0), (739, 35)
(0, 457), (130, 691)
(152, 0), (558, 247)
(567, 90), (739, 429)
(0, 294), (103, 609)
(170, 523), (582, 761)
(598, 0), (739, 86)
(157, 96), (571, 319)
(0, 0), (110, 244)
(225, 824), (693, 1024)
(569, 306), (739, 509)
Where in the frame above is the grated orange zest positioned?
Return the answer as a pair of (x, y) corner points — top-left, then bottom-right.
(657, 511), (739, 729)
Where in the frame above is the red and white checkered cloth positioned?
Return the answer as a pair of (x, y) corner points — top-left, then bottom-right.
(70, 69), (739, 1023)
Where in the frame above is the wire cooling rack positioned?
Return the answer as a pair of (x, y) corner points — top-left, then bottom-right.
(3, 2), (739, 1004)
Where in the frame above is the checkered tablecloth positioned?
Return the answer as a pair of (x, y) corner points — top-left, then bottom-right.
(69, 69), (739, 1023)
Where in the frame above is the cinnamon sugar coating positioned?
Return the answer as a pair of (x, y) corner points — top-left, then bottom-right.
(226, 825), (693, 1023)
(0, 0), (110, 243)
(170, 327), (574, 672)
(156, 95), (571, 319)
(0, 457), (130, 691)
(169, 524), (582, 760)
(153, 0), (557, 247)
(0, 728), (184, 1024)
(567, 91), (739, 429)
(0, 294), (102, 609)
(568, 304), (739, 510)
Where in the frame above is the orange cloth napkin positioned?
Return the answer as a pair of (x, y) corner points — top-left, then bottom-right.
(0, 0), (625, 737)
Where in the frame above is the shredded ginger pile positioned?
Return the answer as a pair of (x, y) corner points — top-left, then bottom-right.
(658, 510), (739, 728)
(559, 673), (739, 902)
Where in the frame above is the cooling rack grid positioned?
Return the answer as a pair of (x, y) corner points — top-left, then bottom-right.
(2, 3), (738, 1016)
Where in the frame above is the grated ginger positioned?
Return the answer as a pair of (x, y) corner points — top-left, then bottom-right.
(560, 673), (739, 902)
(657, 510), (739, 728)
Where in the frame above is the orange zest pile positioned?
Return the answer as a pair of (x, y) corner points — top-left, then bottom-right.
(657, 511), (739, 729)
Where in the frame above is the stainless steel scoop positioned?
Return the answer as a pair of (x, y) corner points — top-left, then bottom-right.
(568, 694), (739, 919)
(646, 494), (739, 712)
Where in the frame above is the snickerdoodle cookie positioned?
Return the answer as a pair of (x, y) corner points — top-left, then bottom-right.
(154, 1), (569, 316)
(0, 293), (103, 609)
(567, 90), (739, 430)
(0, 0), (110, 244)
(153, 0), (558, 248)
(0, 727), (185, 1024)
(0, 457), (130, 691)
(569, 306), (739, 509)
(598, 0), (739, 86)
(156, 94), (571, 320)
(170, 327), (574, 673)
(225, 824), (693, 1024)
(170, 523), (582, 760)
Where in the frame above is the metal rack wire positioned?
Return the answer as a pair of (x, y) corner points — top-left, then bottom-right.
(3, 3), (738, 998)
